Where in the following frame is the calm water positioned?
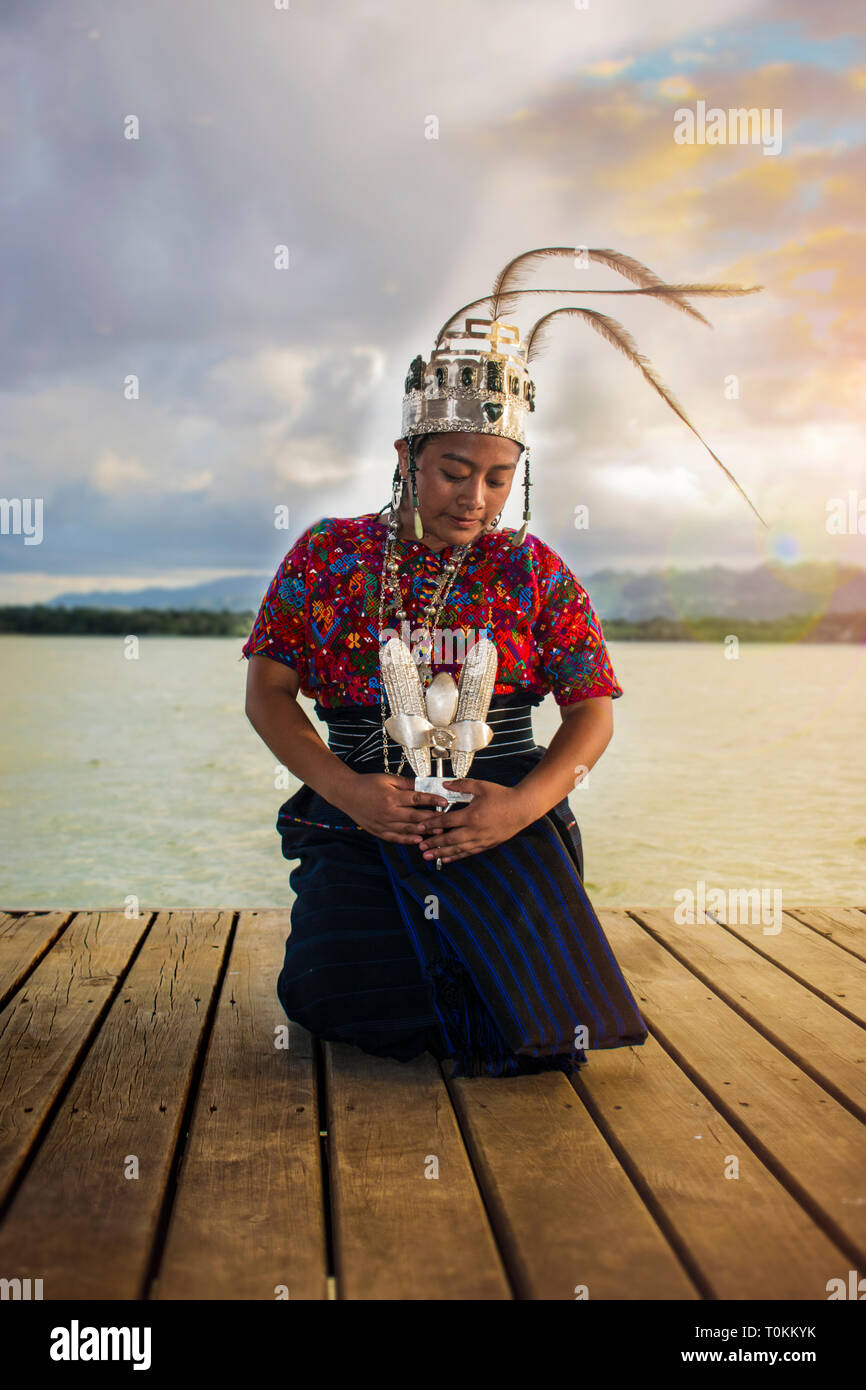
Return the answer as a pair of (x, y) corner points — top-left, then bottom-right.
(1, 636), (864, 910)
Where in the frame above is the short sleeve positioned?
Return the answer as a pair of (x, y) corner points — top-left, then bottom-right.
(241, 529), (310, 670)
(532, 550), (623, 705)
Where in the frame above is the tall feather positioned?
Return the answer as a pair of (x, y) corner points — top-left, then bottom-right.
(525, 306), (766, 527)
(489, 247), (668, 318)
(435, 282), (762, 343)
(435, 247), (761, 343)
(490, 246), (715, 328)
(440, 246), (687, 340)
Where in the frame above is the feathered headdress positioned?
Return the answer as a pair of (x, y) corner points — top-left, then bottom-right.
(401, 246), (765, 537)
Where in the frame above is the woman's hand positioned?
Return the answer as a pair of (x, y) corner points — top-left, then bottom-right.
(416, 780), (537, 863)
(339, 773), (450, 843)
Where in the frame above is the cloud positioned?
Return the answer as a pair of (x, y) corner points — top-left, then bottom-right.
(1, 0), (863, 593)
(657, 76), (699, 99)
(92, 451), (152, 494)
(670, 50), (712, 65)
(581, 59), (635, 78)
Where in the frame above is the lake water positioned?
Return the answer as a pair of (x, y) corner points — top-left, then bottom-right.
(0, 636), (864, 911)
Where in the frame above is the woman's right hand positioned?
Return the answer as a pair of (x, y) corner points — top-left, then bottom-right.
(339, 773), (450, 843)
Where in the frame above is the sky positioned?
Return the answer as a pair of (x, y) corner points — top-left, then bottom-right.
(1, 0), (864, 602)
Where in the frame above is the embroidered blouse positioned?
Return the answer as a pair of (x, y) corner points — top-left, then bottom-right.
(241, 512), (622, 709)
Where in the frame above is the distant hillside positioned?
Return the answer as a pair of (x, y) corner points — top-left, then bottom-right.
(46, 574), (271, 613)
(582, 563), (866, 621)
(41, 561), (866, 622)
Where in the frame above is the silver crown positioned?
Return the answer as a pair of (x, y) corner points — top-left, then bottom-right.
(401, 318), (534, 448)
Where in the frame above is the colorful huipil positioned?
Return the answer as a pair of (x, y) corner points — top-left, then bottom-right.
(241, 513), (623, 708)
(242, 512), (648, 1079)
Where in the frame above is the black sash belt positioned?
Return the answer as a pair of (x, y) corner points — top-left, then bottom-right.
(323, 703), (537, 771)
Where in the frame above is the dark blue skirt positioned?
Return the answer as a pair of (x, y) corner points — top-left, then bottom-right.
(274, 697), (647, 1078)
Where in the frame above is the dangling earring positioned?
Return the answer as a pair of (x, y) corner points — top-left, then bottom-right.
(386, 464), (404, 543)
(511, 446), (532, 547)
(408, 435), (424, 540)
(390, 463), (405, 516)
(485, 511), (503, 532)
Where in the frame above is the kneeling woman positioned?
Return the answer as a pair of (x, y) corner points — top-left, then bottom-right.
(242, 250), (761, 1077)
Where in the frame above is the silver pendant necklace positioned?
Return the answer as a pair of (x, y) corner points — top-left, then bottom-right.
(376, 487), (474, 776)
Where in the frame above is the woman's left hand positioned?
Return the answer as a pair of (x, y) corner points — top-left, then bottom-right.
(415, 780), (536, 863)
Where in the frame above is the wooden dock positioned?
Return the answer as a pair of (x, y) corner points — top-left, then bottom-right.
(0, 904), (864, 1301)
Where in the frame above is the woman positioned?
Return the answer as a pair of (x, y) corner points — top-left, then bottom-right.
(242, 248), (762, 1077)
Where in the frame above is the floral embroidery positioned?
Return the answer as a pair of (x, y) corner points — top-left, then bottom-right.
(241, 512), (623, 709)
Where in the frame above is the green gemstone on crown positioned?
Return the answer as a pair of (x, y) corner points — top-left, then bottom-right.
(486, 361), (504, 392)
(483, 402), (503, 422)
(405, 355), (424, 391)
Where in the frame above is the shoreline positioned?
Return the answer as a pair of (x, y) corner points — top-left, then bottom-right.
(1, 606), (865, 643)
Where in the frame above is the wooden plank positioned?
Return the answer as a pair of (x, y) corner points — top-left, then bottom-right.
(445, 1065), (697, 1300)
(325, 1042), (511, 1299)
(0, 913), (72, 1007)
(784, 907), (866, 964)
(155, 911), (327, 1300)
(597, 910), (866, 1267)
(575, 1034), (851, 1299)
(0, 910), (233, 1299)
(0, 911), (152, 1206)
(714, 910), (866, 1026)
(626, 908), (866, 1121)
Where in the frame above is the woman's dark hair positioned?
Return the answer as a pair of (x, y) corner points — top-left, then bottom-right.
(411, 433), (523, 456)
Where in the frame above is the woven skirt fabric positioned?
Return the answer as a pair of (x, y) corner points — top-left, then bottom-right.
(375, 812), (648, 1076)
(272, 697), (648, 1078)
(276, 825), (448, 1063)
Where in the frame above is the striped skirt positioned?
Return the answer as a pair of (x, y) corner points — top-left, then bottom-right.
(274, 697), (647, 1078)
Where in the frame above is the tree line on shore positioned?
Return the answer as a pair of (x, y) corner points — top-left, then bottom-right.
(1, 605), (864, 642)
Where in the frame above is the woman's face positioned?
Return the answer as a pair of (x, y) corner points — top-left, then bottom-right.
(393, 432), (521, 551)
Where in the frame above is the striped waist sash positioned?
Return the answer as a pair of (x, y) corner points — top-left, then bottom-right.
(324, 704), (537, 771)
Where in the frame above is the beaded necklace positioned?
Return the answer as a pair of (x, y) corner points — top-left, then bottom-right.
(376, 485), (478, 776)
